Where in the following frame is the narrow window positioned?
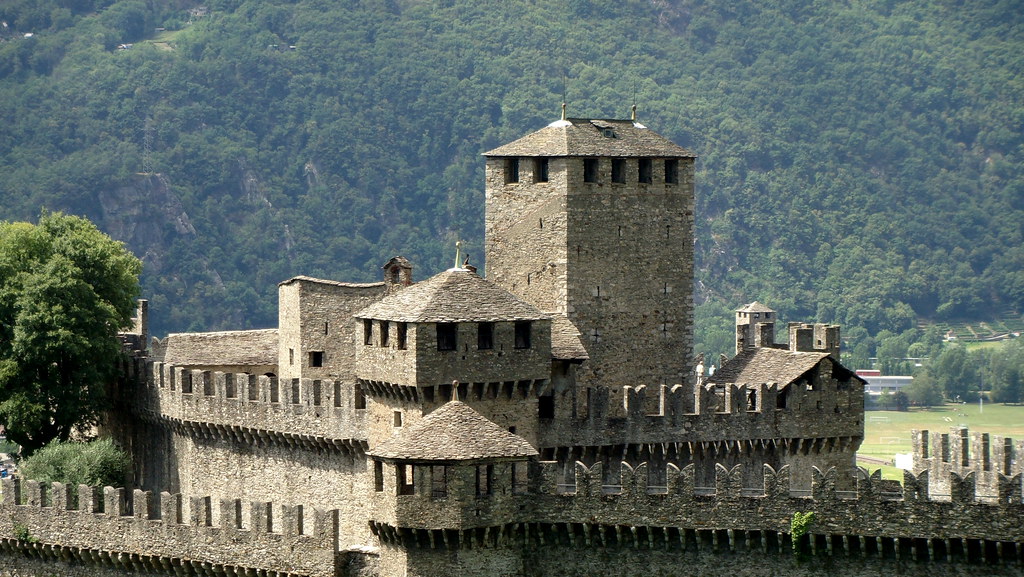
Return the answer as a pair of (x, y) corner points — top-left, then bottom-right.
(363, 319), (372, 345)
(437, 323), (457, 351)
(324, 322), (329, 335)
(312, 381), (321, 406)
(270, 380), (279, 403)
(665, 158), (678, 184)
(333, 381), (342, 407)
(514, 321), (531, 349)
(289, 348), (294, 365)
(478, 322), (494, 350)
(397, 322), (408, 350)
(393, 411), (403, 427)
(390, 266), (401, 284)
(354, 382), (366, 409)
(777, 385), (789, 410)
(638, 158), (652, 183)
(539, 395), (555, 419)
(309, 351), (323, 367)
(504, 158), (520, 183)
(431, 466), (447, 498)
(291, 380), (301, 404)
(583, 158), (598, 183)
(374, 461), (384, 492)
(397, 464), (414, 495)
(476, 465), (493, 496)
(379, 320), (389, 347)
(534, 157), (549, 182)
(513, 462), (529, 494)
(611, 158), (625, 183)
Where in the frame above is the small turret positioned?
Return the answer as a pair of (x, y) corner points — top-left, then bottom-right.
(735, 302), (775, 354)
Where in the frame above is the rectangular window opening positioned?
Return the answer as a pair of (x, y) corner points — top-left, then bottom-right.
(638, 158), (652, 183)
(513, 462), (529, 495)
(539, 395), (555, 419)
(437, 323), (457, 351)
(431, 466), (447, 498)
(374, 461), (384, 492)
(514, 321), (531, 349)
(363, 319), (372, 345)
(611, 158), (625, 183)
(379, 320), (390, 347)
(333, 381), (342, 408)
(583, 158), (598, 183)
(393, 410), (403, 427)
(309, 351), (323, 367)
(397, 464), (414, 496)
(476, 465), (493, 496)
(354, 382), (366, 409)
(504, 158), (520, 183)
(534, 158), (549, 182)
(397, 322), (408, 350)
(291, 380), (301, 405)
(478, 322), (494, 350)
(665, 158), (679, 184)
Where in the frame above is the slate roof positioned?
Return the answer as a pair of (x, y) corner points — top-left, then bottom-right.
(706, 347), (829, 386)
(367, 400), (538, 463)
(483, 118), (696, 158)
(161, 329), (278, 367)
(737, 301), (775, 314)
(278, 275), (384, 289)
(550, 314), (589, 361)
(354, 268), (550, 323)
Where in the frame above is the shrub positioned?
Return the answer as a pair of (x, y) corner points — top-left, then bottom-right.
(19, 438), (130, 488)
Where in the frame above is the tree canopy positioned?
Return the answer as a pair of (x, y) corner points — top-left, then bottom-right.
(0, 212), (141, 454)
(0, 0), (1019, 357)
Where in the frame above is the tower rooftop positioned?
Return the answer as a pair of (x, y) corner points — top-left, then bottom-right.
(367, 400), (538, 463)
(483, 118), (696, 158)
(354, 268), (550, 323)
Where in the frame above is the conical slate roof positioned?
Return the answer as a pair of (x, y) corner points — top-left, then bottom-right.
(367, 400), (538, 463)
(354, 268), (550, 323)
(483, 118), (696, 158)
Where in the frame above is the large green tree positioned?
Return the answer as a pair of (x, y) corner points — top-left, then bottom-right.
(0, 213), (141, 455)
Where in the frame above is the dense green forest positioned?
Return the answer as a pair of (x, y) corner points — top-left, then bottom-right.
(0, 0), (1021, 369)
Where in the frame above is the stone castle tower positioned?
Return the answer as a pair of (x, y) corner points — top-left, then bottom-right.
(483, 115), (696, 389)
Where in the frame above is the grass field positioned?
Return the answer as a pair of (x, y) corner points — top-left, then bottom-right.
(858, 402), (1024, 479)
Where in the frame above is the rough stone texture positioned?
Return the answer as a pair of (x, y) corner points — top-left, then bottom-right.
(913, 427), (1024, 499)
(8, 117), (1017, 577)
(153, 329), (278, 375)
(278, 276), (387, 381)
(484, 120), (695, 391)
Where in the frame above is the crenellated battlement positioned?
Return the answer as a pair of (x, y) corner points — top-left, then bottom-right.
(913, 428), (1024, 499)
(540, 378), (862, 447)
(0, 477), (338, 577)
(132, 359), (368, 450)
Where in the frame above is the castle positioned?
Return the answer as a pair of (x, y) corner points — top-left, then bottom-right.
(0, 115), (1021, 577)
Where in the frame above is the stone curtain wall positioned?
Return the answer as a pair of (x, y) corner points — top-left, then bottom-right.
(0, 478), (336, 577)
(913, 428), (1024, 498)
(1, 463), (1023, 576)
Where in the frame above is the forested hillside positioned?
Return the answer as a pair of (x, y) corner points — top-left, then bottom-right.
(0, 0), (1021, 366)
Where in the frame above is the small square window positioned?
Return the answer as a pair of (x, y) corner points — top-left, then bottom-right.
(309, 351), (323, 367)
(611, 158), (625, 183)
(583, 158), (598, 183)
(504, 158), (520, 183)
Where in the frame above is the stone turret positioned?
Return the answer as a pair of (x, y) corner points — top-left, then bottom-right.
(735, 301), (776, 354)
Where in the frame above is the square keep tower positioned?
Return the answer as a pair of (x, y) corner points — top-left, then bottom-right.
(484, 116), (696, 388)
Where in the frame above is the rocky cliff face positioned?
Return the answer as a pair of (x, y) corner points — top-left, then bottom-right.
(97, 173), (195, 274)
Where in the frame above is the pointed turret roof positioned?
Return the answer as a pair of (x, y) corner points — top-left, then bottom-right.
(367, 400), (538, 463)
(354, 268), (550, 323)
(483, 118), (696, 158)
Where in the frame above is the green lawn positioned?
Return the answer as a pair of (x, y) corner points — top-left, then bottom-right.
(858, 402), (1024, 479)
